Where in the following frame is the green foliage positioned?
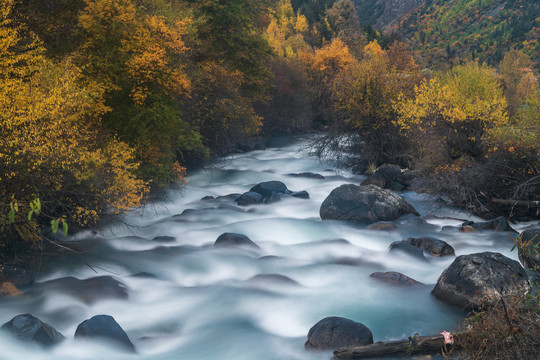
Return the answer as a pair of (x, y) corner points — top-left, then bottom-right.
(399, 0), (540, 67)
(193, 0), (272, 100)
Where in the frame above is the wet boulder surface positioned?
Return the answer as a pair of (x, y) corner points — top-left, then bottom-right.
(75, 315), (135, 352)
(305, 316), (373, 351)
(1, 314), (65, 347)
(432, 252), (530, 310)
(320, 184), (419, 223)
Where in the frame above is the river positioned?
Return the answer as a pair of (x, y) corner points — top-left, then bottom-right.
(0, 135), (526, 360)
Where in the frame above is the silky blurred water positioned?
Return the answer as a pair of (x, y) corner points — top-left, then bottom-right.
(0, 135), (526, 360)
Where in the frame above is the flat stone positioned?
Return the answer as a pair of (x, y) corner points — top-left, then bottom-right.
(370, 271), (424, 286)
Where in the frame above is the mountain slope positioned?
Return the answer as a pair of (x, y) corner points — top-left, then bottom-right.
(397, 0), (539, 65)
(353, 0), (425, 31)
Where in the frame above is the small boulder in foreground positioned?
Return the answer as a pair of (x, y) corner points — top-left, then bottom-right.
(305, 316), (373, 351)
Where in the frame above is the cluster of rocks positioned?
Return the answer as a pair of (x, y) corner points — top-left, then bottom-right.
(361, 164), (415, 191)
(2, 314), (134, 351)
(235, 180), (309, 206)
(307, 179), (535, 352)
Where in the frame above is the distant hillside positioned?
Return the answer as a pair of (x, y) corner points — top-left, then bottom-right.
(397, 0), (539, 66)
(353, 0), (425, 31)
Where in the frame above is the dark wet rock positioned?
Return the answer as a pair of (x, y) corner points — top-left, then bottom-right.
(213, 233), (260, 250)
(291, 190), (310, 199)
(370, 271), (424, 286)
(361, 174), (387, 189)
(424, 214), (467, 222)
(131, 272), (157, 279)
(305, 316), (373, 350)
(461, 216), (516, 233)
(235, 191), (263, 206)
(38, 276), (128, 304)
(395, 170), (416, 187)
(75, 315), (135, 352)
(201, 196), (215, 201)
(265, 191), (282, 204)
(362, 165), (410, 189)
(320, 184), (419, 223)
(249, 181), (291, 200)
(518, 228), (540, 273)
(1, 314), (65, 347)
(366, 221), (398, 231)
(390, 182), (406, 191)
(245, 274), (299, 286)
(152, 236), (176, 243)
(389, 241), (428, 262)
(287, 172), (325, 180)
(441, 225), (461, 232)
(373, 164), (402, 181)
(0, 265), (34, 287)
(217, 203), (254, 213)
(404, 237), (455, 257)
(432, 252), (530, 310)
(181, 207), (214, 215)
(216, 193), (242, 201)
(0, 282), (22, 296)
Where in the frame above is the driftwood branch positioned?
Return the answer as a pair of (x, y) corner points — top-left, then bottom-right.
(492, 199), (539, 207)
(334, 335), (448, 359)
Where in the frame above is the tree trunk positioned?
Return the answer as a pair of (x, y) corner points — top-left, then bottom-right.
(334, 335), (449, 359)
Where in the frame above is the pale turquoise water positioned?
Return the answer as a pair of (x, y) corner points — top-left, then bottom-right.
(0, 136), (524, 360)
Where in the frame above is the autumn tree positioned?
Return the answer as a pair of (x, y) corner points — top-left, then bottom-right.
(192, 0), (272, 100)
(300, 38), (356, 125)
(325, 0), (365, 57)
(395, 62), (508, 168)
(498, 49), (536, 117)
(78, 0), (200, 187)
(1, 0), (147, 251)
(322, 40), (420, 166)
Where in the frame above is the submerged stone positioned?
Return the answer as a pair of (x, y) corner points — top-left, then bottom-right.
(1, 314), (65, 347)
(75, 315), (135, 352)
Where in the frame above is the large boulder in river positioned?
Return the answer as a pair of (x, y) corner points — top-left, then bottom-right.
(518, 228), (540, 272)
(403, 237), (455, 257)
(432, 252), (530, 310)
(235, 191), (263, 206)
(75, 315), (135, 352)
(1, 314), (65, 347)
(249, 181), (291, 200)
(305, 316), (373, 351)
(214, 233), (260, 250)
(320, 184), (419, 223)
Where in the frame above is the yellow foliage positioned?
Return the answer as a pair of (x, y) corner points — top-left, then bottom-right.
(266, 0), (310, 58)
(79, 0), (191, 104)
(364, 39), (384, 57)
(302, 38), (356, 80)
(1, 0), (148, 234)
(295, 14), (309, 33)
(395, 62), (508, 133)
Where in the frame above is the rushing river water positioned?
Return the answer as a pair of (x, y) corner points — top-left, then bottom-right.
(0, 136), (527, 360)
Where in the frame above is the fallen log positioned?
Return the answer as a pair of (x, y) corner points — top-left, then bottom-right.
(492, 199), (539, 207)
(334, 334), (449, 359)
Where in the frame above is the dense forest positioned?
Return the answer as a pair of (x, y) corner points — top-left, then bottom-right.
(1, 0), (538, 257)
